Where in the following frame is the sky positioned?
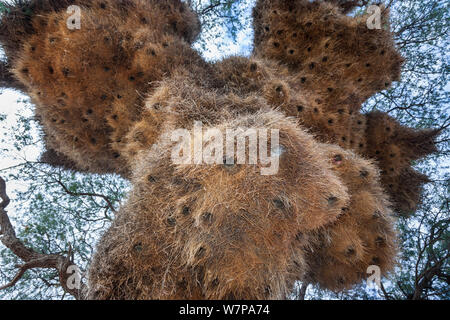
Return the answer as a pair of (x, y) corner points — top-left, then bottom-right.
(0, 90), (41, 194)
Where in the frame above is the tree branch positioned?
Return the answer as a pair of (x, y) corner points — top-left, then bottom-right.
(0, 176), (86, 299)
(54, 178), (117, 214)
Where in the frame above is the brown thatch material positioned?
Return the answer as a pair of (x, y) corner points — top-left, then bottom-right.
(0, 0), (200, 59)
(304, 144), (397, 291)
(3, 0), (206, 176)
(0, 0), (440, 299)
(89, 106), (350, 299)
(364, 111), (438, 215)
(253, 0), (404, 109)
(39, 146), (79, 171)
